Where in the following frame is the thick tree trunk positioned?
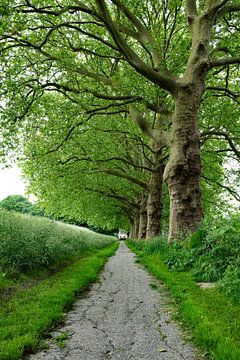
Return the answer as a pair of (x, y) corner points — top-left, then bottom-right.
(131, 208), (140, 238)
(138, 196), (147, 239)
(146, 164), (164, 239)
(163, 88), (203, 242)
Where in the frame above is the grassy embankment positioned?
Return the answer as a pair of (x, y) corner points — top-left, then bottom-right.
(127, 238), (240, 360)
(0, 209), (118, 359)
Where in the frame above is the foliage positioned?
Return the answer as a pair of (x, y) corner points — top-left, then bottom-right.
(128, 215), (240, 302)
(0, 242), (118, 360)
(0, 0), (239, 236)
(19, 93), (148, 230)
(127, 241), (240, 360)
(0, 195), (45, 216)
(0, 208), (115, 277)
(218, 258), (240, 303)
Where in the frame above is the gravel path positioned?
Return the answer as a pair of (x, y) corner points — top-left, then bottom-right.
(27, 242), (198, 360)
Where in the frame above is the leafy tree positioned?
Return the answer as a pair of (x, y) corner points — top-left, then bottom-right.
(0, 195), (45, 216)
(20, 93), (165, 236)
(1, 0), (240, 240)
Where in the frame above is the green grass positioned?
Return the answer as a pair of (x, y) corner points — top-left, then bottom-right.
(127, 241), (240, 360)
(55, 331), (70, 348)
(0, 242), (118, 360)
(0, 209), (115, 277)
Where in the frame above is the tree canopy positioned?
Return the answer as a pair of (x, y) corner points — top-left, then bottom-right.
(0, 0), (239, 239)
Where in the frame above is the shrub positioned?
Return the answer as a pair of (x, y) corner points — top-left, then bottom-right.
(218, 258), (240, 303)
(129, 215), (240, 302)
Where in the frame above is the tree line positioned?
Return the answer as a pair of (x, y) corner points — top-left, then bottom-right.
(0, 0), (239, 241)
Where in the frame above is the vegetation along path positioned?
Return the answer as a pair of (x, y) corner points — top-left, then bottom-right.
(28, 241), (198, 360)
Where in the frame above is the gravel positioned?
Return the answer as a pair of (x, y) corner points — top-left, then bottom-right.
(27, 241), (198, 360)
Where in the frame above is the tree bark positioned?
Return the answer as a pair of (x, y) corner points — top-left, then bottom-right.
(162, 10), (215, 242)
(163, 87), (203, 242)
(146, 163), (164, 239)
(138, 195), (147, 239)
(131, 208), (140, 238)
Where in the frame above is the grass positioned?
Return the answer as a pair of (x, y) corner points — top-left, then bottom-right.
(0, 209), (115, 277)
(0, 242), (118, 360)
(55, 331), (70, 348)
(127, 241), (240, 360)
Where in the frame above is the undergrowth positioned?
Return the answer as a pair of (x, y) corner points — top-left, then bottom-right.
(129, 215), (240, 303)
(127, 240), (240, 360)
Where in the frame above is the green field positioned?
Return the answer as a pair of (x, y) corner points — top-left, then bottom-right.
(0, 209), (118, 359)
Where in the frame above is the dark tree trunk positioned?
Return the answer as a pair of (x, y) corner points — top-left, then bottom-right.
(138, 196), (147, 239)
(146, 163), (164, 239)
(131, 208), (140, 238)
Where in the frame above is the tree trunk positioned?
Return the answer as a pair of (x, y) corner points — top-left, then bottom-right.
(138, 196), (147, 239)
(146, 163), (164, 239)
(163, 87), (203, 242)
(131, 208), (140, 238)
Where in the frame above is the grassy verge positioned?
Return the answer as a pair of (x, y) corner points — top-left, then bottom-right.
(127, 241), (240, 360)
(0, 242), (118, 360)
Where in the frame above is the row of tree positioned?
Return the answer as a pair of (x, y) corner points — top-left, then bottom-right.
(0, 0), (239, 241)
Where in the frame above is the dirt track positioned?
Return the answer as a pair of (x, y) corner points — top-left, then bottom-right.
(28, 241), (198, 360)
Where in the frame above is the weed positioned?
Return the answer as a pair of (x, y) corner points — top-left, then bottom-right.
(55, 331), (70, 348)
(149, 283), (158, 290)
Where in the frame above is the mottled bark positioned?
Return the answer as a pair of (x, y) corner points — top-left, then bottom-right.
(138, 196), (147, 239)
(163, 88), (203, 242)
(146, 163), (164, 239)
(131, 208), (140, 238)
(163, 11), (214, 242)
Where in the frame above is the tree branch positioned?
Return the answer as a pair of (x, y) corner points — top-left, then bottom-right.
(84, 187), (138, 208)
(202, 174), (240, 202)
(185, 0), (198, 17)
(210, 57), (240, 68)
(216, 3), (240, 18)
(95, 0), (177, 94)
(201, 130), (240, 158)
(96, 168), (148, 189)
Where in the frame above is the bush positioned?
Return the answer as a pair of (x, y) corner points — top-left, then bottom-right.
(0, 195), (45, 216)
(218, 258), (240, 303)
(0, 209), (115, 276)
(129, 215), (240, 302)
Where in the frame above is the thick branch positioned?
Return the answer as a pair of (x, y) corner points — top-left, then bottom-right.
(110, 0), (160, 69)
(217, 3), (240, 18)
(95, 0), (177, 94)
(185, 0), (198, 17)
(210, 57), (240, 68)
(100, 169), (148, 189)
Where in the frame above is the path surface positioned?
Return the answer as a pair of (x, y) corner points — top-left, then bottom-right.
(28, 242), (198, 360)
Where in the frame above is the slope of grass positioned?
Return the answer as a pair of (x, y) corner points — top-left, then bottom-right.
(0, 242), (118, 360)
(0, 209), (114, 277)
(127, 240), (240, 360)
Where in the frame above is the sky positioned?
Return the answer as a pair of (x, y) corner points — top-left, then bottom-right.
(0, 166), (27, 201)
